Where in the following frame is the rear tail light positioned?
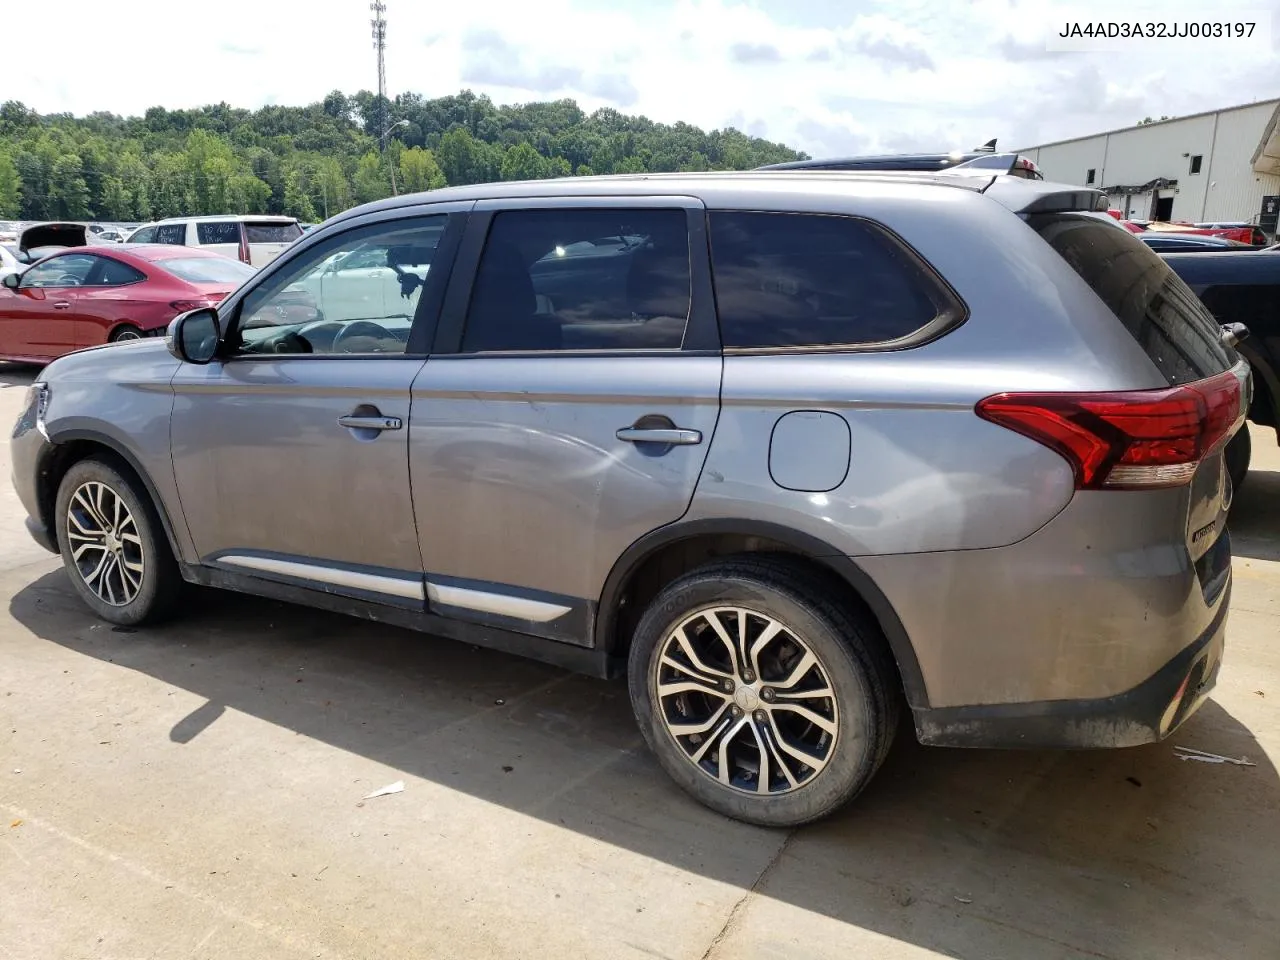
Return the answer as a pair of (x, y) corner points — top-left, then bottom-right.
(169, 299), (214, 312)
(976, 370), (1242, 490)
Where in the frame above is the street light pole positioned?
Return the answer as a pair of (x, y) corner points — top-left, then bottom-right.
(380, 118), (410, 197)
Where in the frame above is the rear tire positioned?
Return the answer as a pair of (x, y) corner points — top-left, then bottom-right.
(54, 457), (183, 626)
(1225, 426), (1251, 494)
(627, 556), (900, 827)
(109, 324), (143, 343)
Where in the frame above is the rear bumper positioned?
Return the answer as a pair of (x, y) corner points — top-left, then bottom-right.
(913, 582), (1228, 748)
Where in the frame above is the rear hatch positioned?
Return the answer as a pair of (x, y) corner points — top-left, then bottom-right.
(18, 222), (89, 257)
(244, 220), (303, 267)
(974, 186), (1247, 597)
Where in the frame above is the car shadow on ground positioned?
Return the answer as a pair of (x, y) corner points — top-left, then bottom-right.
(0, 362), (39, 389)
(1231, 462), (1280, 562)
(10, 571), (1280, 959)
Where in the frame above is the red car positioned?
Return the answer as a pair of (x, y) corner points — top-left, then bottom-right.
(0, 244), (255, 363)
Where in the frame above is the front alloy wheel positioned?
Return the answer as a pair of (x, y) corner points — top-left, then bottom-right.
(65, 480), (146, 606)
(55, 457), (183, 626)
(654, 606), (839, 795)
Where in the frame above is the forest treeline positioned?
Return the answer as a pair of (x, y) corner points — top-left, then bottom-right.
(0, 89), (806, 223)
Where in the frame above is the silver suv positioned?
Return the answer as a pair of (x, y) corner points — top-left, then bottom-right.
(10, 172), (1249, 826)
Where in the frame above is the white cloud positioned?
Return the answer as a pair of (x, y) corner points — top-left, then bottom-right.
(4, 0), (1278, 157)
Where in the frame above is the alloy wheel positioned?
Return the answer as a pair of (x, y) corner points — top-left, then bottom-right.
(112, 329), (142, 342)
(64, 481), (145, 606)
(652, 606), (839, 795)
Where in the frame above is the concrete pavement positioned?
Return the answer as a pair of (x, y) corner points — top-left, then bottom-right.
(1, 361), (1278, 959)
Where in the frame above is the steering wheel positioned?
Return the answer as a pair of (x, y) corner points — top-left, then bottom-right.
(55, 274), (83, 286)
(332, 320), (397, 353)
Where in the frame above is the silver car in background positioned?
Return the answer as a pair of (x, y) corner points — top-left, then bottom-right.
(10, 170), (1248, 826)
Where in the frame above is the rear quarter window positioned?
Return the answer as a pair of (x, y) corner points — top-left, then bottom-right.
(196, 221), (242, 245)
(154, 224), (187, 245)
(707, 211), (956, 349)
(1029, 213), (1232, 384)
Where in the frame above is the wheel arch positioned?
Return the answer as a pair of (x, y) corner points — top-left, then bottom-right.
(1239, 341), (1279, 431)
(595, 518), (930, 709)
(38, 428), (185, 560)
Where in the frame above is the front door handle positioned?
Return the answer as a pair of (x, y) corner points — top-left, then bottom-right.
(53, 301), (72, 310)
(338, 415), (402, 431)
(616, 426), (702, 445)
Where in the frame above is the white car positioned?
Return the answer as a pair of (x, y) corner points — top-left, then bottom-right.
(0, 243), (25, 282)
(127, 215), (303, 268)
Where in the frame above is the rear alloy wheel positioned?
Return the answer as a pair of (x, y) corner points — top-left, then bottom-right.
(55, 458), (182, 626)
(628, 557), (899, 827)
(110, 325), (143, 343)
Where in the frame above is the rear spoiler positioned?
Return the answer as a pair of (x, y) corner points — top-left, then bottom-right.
(946, 157), (1111, 214)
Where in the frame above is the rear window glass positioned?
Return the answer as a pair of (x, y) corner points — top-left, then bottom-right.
(245, 222), (302, 243)
(1029, 213), (1232, 385)
(708, 211), (948, 349)
(196, 221), (242, 245)
(161, 257), (256, 284)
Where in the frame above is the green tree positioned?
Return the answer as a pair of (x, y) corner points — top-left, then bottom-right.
(437, 127), (500, 186)
(282, 168), (317, 221)
(353, 150), (389, 204)
(0, 89), (806, 221)
(50, 153), (91, 219)
(229, 174), (271, 214)
(399, 146), (446, 193)
(500, 141), (550, 181)
(98, 175), (131, 220)
(0, 148), (19, 217)
(313, 156), (350, 219)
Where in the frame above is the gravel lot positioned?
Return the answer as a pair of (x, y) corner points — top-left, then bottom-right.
(2, 361), (1278, 960)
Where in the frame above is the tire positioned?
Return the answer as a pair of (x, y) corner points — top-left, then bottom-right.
(109, 324), (143, 343)
(627, 556), (900, 827)
(54, 457), (183, 626)
(1225, 426), (1251, 494)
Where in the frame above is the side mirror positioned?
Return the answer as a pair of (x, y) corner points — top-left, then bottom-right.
(1, 272), (19, 290)
(166, 308), (221, 364)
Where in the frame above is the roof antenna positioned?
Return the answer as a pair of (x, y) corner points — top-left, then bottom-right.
(975, 139), (998, 153)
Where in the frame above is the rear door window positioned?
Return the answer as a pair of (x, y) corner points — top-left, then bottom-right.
(1029, 213), (1232, 384)
(196, 221), (242, 245)
(245, 222), (303, 243)
(707, 211), (951, 349)
(462, 208), (690, 352)
(154, 224), (187, 245)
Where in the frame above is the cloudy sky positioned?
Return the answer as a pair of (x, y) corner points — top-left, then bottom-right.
(8, 0), (1280, 155)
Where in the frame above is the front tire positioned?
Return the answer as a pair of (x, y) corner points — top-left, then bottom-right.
(109, 324), (143, 343)
(627, 557), (900, 827)
(55, 458), (182, 626)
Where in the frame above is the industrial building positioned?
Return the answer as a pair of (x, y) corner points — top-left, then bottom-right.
(1019, 99), (1280, 233)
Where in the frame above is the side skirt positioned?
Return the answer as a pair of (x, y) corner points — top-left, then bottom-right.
(179, 564), (617, 679)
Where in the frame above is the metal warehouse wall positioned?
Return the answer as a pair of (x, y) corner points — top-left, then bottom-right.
(1021, 101), (1280, 224)
(1201, 103), (1280, 222)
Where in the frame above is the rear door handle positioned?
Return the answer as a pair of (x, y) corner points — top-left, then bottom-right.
(338, 415), (402, 431)
(616, 426), (702, 445)
(53, 301), (72, 310)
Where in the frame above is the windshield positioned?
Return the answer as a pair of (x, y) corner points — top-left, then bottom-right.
(161, 257), (257, 284)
